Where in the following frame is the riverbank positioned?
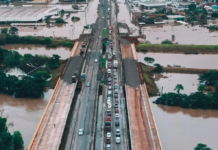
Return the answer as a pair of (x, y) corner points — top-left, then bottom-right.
(138, 63), (158, 95)
(136, 44), (218, 54)
(147, 66), (218, 74)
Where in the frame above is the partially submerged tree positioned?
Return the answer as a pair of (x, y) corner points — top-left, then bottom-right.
(174, 84), (184, 94)
(194, 143), (212, 150)
(144, 57), (155, 65)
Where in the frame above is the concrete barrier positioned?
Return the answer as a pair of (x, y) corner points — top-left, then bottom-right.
(28, 78), (61, 150)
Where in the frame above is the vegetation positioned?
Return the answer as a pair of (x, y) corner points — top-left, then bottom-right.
(161, 40), (173, 44)
(9, 27), (18, 34)
(71, 16), (80, 22)
(194, 143), (212, 150)
(0, 33), (74, 48)
(55, 18), (66, 23)
(153, 63), (163, 73)
(154, 70), (218, 110)
(144, 57), (155, 65)
(136, 44), (218, 54)
(0, 116), (24, 150)
(174, 84), (184, 94)
(211, 12), (218, 18)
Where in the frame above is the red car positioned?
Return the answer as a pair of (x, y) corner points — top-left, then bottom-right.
(114, 80), (118, 84)
(106, 137), (111, 144)
(106, 116), (111, 121)
(115, 108), (119, 113)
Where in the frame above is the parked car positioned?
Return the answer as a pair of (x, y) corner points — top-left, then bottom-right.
(116, 129), (121, 137)
(114, 89), (118, 94)
(106, 137), (111, 144)
(107, 132), (111, 138)
(116, 137), (121, 144)
(114, 103), (118, 108)
(115, 120), (119, 126)
(115, 113), (119, 118)
(106, 144), (111, 150)
(115, 108), (119, 113)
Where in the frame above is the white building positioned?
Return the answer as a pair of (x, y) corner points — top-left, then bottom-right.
(0, 6), (60, 23)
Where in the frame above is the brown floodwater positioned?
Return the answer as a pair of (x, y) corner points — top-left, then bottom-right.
(142, 24), (218, 45)
(0, 90), (53, 149)
(138, 52), (218, 69)
(16, 0), (98, 40)
(151, 73), (218, 150)
(1, 44), (71, 60)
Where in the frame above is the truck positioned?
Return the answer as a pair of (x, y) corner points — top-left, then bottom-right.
(72, 73), (78, 83)
(113, 60), (118, 68)
(105, 121), (111, 131)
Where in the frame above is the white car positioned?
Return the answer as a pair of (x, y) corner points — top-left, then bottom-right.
(78, 129), (84, 135)
(114, 89), (118, 94)
(108, 86), (112, 90)
(106, 144), (111, 150)
(116, 137), (121, 144)
(94, 59), (98, 63)
(107, 100), (111, 104)
(115, 113), (119, 118)
(107, 132), (111, 138)
(108, 104), (112, 108)
(107, 69), (111, 74)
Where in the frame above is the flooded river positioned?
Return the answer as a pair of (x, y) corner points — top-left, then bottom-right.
(138, 52), (218, 69)
(0, 90), (53, 149)
(1, 44), (71, 59)
(151, 73), (218, 150)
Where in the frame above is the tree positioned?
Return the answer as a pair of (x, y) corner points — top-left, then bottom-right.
(22, 54), (33, 63)
(9, 27), (18, 34)
(46, 54), (61, 70)
(153, 63), (163, 73)
(161, 40), (173, 44)
(174, 84), (184, 94)
(33, 71), (51, 80)
(211, 12), (218, 18)
(55, 18), (65, 23)
(194, 143), (212, 150)
(3, 51), (21, 67)
(1, 28), (8, 34)
(199, 70), (218, 85)
(198, 84), (205, 93)
(13, 131), (24, 150)
(188, 3), (196, 11)
(144, 57), (155, 65)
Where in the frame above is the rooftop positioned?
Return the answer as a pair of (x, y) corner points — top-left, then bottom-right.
(167, 15), (186, 19)
(118, 27), (128, 34)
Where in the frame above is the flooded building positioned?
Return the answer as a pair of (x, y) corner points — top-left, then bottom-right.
(138, 1), (167, 9)
(0, 6), (59, 23)
(167, 15), (186, 21)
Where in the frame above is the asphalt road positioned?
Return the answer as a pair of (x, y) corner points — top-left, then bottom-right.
(70, 1), (104, 150)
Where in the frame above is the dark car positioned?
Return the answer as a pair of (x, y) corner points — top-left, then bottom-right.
(106, 138), (111, 144)
(115, 120), (119, 126)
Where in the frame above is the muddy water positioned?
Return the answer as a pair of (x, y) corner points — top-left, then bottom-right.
(138, 52), (218, 69)
(1, 44), (70, 59)
(151, 73), (218, 150)
(117, 0), (139, 36)
(10, 0), (99, 40)
(0, 89), (53, 148)
(143, 24), (218, 45)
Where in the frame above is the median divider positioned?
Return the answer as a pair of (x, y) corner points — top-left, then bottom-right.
(28, 77), (61, 150)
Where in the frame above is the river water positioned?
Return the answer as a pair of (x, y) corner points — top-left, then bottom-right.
(138, 52), (218, 69)
(0, 89), (53, 149)
(151, 73), (218, 150)
(1, 44), (71, 60)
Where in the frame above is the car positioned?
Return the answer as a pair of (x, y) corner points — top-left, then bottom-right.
(114, 80), (118, 84)
(106, 144), (111, 150)
(113, 68), (117, 72)
(106, 116), (111, 121)
(108, 82), (112, 86)
(114, 72), (117, 75)
(116, 137), (121, 144)
(106, 137), (111, 144)
(108, 86), (112, 90)
(99, 36), (102, 39)
(115, 113), (119, 118)
(115, 120), (119, 126)
(114, 84), (118, 89)
(115, 99), (118, 103)
(115, 108), (119, 113)
(107, 100), (111, 105)
(78, 129), (84, 135)
(114, 75), (117, 79)
(114, 93), (118, 98)
(107, 132), (111, 138)
(113, 55), (116, 58)
(116, 129), (121, 136)
(86, 82), (90, 87)
(112, 52), (116, 56)
(107, 69), (111, 74)
(94, 59), (98, 63)
(108, 77), (112, 82)
(114, 103), (118, 108)
(107, 105), (112, 109)
(114, 89), (118, 94)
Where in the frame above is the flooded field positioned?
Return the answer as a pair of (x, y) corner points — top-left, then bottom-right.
(0, 0), (99, 40)
(1, 44), (71, 59)
(0, 89), (53, 148)
(117, 0), (139, 36)
(151, 73), (218, 150)
(138, 52), (218, 69)
(142, 24), (218, 45)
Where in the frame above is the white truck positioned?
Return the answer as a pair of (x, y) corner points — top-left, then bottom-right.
(113, 60), (118, 68)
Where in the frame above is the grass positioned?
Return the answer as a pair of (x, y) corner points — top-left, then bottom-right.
(137, 44), (218, 51)
(143, 73), (152, 85)
(142, 64), (148, 72)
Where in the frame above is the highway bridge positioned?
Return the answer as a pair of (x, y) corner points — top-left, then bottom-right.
(28, 0), (163, 149)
